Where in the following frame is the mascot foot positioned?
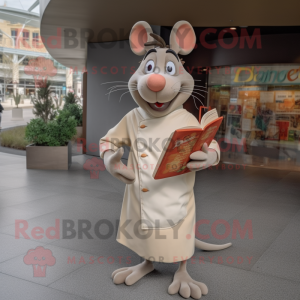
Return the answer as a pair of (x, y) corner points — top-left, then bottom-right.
(168, 261), (208, 299)
(111, 259), (154, 285)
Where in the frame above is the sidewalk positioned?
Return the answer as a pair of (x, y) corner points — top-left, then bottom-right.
(0, 108), (34, 129)
(0, 152), (299, 300)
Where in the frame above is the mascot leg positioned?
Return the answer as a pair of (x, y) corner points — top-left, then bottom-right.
(168, 260), (207, 299)
(111, 259), (154, 285)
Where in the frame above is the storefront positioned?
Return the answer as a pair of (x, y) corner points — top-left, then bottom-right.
(207, 64), (300, 171)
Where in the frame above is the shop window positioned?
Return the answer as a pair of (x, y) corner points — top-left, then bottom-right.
(207, 64), (300, 171)
(32, 32), (39, 48)
(23, 31), (29, 42)
(11, 29), (17, 45)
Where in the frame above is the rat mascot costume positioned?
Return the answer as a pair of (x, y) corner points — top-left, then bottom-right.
(100, 20), (231, 299)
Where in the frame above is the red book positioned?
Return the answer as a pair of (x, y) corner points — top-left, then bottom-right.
(153, 109), (223, 180)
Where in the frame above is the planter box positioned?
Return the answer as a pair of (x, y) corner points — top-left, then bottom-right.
(11, 108), (23, 120)
(75, 126), (83, 139)
(26, 142), (72, 170)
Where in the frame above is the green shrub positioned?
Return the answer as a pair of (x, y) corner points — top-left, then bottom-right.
(0, 126), (27, 150)
(63, 91), (77, 108)
(32, 81), (57, 123)
(25, 110), (77, 146)
(63, 103), (83, 126)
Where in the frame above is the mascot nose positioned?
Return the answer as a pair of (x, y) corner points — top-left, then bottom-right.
(147, 74), (166, 92)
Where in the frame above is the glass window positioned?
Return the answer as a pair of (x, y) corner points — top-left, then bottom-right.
(11, 29), (17, 44)
(208, 64), (300, 171)
(23, 31), (29, 41)
(32, 32), (39, 48)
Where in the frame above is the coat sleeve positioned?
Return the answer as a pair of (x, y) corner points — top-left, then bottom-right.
(186, 113), (220, 166)
(99, 112), (132, 159)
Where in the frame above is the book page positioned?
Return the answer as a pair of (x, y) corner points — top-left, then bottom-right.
(200, 108), (218, 128)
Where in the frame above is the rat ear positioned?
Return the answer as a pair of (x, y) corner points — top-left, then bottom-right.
(169, 21), (196, 55)
(129, 21), (154, 56)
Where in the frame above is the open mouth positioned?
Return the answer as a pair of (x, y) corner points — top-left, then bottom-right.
(147, 101), (172, 111)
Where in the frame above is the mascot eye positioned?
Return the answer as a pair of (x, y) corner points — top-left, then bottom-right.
(145, 60), (155, 74)
(166, 61), (176, 75)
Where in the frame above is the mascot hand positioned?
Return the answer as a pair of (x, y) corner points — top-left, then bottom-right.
(103, 148), (136, 184)
(187, 143), (217, 171)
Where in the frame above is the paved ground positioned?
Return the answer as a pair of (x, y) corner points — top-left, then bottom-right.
(0, 152), (300, 300)
(0, 108), (34, 129)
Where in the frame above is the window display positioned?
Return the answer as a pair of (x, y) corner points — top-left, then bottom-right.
(208, 64), (300, 171)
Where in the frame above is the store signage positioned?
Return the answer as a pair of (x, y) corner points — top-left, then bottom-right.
(232, 66), (300, 85)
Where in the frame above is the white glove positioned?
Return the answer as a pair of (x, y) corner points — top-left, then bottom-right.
(103, 147), (135, 184)
(187, 143), (217, 171)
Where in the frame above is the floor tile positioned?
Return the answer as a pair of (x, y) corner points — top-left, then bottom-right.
(0, 273), (88, 300)
(0, 244), (92, 286)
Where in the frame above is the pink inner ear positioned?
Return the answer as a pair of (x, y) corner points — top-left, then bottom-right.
(176, 24), (195, 52)
(130, 25), (147, 53)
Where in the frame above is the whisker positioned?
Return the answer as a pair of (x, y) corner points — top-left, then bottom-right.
(190, 91), (205, 98)
(107, 84), (137, 90)
(107, 85), (136, 91)
(105, 88), (137, 96)
(180, 88), (208, 93)
(174, 90), (204, 108)
(192, 89), (207, 93)
(193, 96), (199, 110)
(101, 81), (129, 85)
(179, 90), (205, 98)
(107, 85), (129, 89)
(106, 88), (137, 101)
(119, 91), (132, 102)
(171, 82), (207, 91)
(179, 90), (206, 98)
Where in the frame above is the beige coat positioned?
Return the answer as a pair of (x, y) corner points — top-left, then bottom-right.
(100, 107), (220, 263)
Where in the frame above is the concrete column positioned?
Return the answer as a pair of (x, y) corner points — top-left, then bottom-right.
(82, 72), (87, 154)
(66, 67), (73, 90)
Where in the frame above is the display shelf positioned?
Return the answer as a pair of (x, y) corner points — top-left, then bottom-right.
(251, 139), (300, 150)
(275, 111), (300, 115)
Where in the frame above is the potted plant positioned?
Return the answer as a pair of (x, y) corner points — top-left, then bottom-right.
(25, 109), (77, 170)
(32, 81), (57, 122)
(63, 90), (77, 107)
(11, 91), (23, 120)
(64, 103), (83, 138)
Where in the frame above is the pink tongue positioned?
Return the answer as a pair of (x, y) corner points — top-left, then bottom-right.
(155, 102), (164, 108)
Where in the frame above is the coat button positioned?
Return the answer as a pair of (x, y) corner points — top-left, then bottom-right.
(140, 125), (147, 129)
(142, 188), (149, 192)
(141, 153), (148, 157)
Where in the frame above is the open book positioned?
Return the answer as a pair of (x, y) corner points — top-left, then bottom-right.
(153, 109), (223, 180)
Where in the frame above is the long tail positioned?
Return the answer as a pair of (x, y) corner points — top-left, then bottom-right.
(195, 239), (232, 251)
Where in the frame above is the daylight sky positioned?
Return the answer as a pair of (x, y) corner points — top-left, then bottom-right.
(0, 0), (39, 13)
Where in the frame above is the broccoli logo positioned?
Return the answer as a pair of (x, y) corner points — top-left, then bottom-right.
(83, 157), (106, 179)
(23, 246), (56, 277)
